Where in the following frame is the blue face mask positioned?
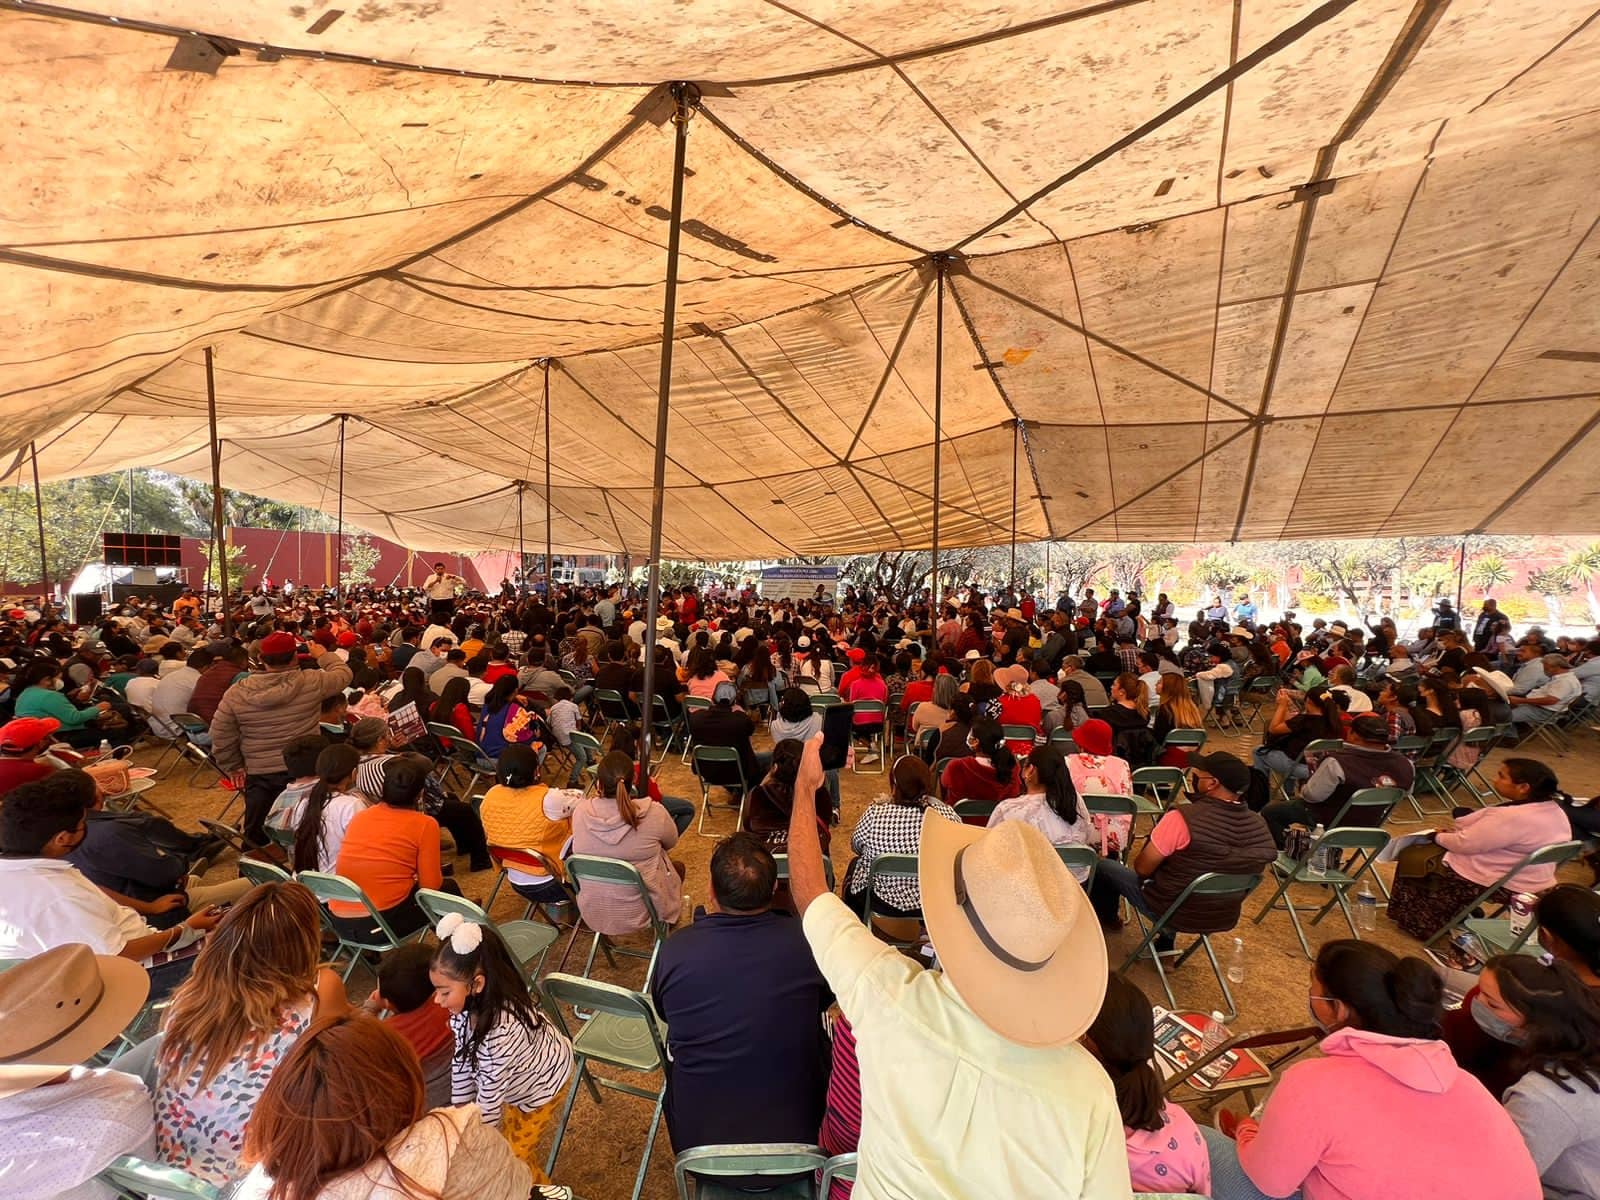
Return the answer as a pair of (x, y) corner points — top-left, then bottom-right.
(1470, 994), (1526, 1044)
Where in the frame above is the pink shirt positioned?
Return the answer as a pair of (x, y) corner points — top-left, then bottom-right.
(1066, 753), (1133, 797)
(1126, 1101), (1210, 1194)
(1437, 801), (1571, 890)
(686, 671), (730, 700)
(1235, 1030), (1539, 1200)
(843, 674), (888, 724)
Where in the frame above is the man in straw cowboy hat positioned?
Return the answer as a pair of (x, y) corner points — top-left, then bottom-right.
(0, 943), (156, 1197)
(784, 735), (1129, 1198)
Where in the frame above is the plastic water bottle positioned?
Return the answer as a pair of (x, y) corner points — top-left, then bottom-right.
(1356, 881), (1379, 931)
(1202, 1010), (1229, 1053)
(98, 738), (112, 758)
(1226, 936), (1246, 985)
(1306, 824), (1328, 877)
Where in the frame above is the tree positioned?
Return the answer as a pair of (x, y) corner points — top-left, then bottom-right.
(197, 537), (248, 595)
(1526, 565), (1573, 627)
(341, 532), (381, 592)
(0, 471), (195, 587)
(1563, 542), (1600, 624)
(1191, 551), (1250, 596)
(1104, 543), (1181, 595)
(1040, 542), (1110, 602)
(1465, 555), (1513, 597)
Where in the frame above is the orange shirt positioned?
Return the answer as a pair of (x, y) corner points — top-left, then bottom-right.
(331, 804), (442, 915)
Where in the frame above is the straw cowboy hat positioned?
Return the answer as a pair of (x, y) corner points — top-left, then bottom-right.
(919, 819), (1106, 1047)
(1471, 667), (1514, 701)
(0, 944), (148, 1099)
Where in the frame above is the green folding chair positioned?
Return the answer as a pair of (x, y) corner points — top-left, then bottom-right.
(912, 725), (939, 763)
(649, 695), (684, 764)
(850, 700), (888, 774)
(863, 853), (921, 947)
(237, 857), (293, 887)
(1056, 844), (1100, 891)
(1323, 786), (1405, 846)
(566, 730), (604, 790)
(1049, 726), (1073, 748)
(263, 821), (297, 854)
(932, 756), (955, 799)
(1002, 723), (1040, 752)
(1082, 792), (1139, 861)
(1157, 728), (1207, 759)
(98, 1156), (219, 1200)
(674, 1144), (827, 1200)
(1277, 738), (1345, 802)
(296, 870), (422, 981)
(1131, 766), (1186, 822)
(1240, 676), (1280, 730)
(953, 797), (998, 826)
(1120, 871), (1263, 1020)
(542, 973), (671, 1200)
(1447, 725), (1507, 806)
(772, 851), (837, 892)
(820, 1153), (859, 1198)
(680, 695), (711, 763)
(563, 854), (672, 989)
(691, 745), (750, 837)
(1252, 828), (1392, 957)
(592, 688), (632, 744)
(1426, 840), (1586, 950)
(809, 692), (844, 711)
(415, 888), (560, 979)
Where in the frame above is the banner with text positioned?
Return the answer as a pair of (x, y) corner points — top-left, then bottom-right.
(760, 565), (838, 603)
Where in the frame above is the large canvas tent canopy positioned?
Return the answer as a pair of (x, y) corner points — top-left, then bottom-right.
(5, 0), (1600, 560)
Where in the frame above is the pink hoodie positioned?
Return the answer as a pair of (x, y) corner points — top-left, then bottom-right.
(1235, 1029), (1540, 1200)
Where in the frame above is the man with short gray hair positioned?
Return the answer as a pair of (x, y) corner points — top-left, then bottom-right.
(1509, 655), (1579, 727)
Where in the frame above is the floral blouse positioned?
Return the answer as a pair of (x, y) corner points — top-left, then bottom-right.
(155, 997), (314, 1185)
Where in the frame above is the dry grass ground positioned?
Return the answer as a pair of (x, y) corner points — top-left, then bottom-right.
(143, 718), (1600, 1200)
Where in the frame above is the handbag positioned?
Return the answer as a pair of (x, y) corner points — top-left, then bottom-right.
(1395, 840), (1449, 881)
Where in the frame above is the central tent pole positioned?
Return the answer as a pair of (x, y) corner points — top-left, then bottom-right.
(1009, 418), (1019, 591)
(203, 347), (232, 635)
(29, 441), (49, 602)
(517, 484), (526, 596)
(543, 359), (553, 598)
(930, 257), (947, 611)
(639, 83), (697, 768)
(335, 414), (347, 605)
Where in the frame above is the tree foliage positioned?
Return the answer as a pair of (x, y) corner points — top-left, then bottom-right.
(340, 532), (382, 591)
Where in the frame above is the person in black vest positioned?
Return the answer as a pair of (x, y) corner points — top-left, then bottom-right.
(1260, 714), (1415, 847)
(1089, 751), (1276, 948)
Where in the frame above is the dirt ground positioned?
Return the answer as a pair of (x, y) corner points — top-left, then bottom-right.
(146, 719), (1600, 1200)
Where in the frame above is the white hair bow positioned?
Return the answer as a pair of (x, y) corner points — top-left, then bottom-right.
(435, 911), (484, 954)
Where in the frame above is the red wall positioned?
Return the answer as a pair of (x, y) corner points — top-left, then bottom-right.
(180, 530), (608, 593)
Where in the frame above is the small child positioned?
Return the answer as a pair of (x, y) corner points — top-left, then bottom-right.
(546, 687), (584, 787)
(430, 914), (573, 1178)
(365, 942), (455, 1110)
(264, 734), (328, 835)
(1083, 973), (1212, 1196)
(287, 743), (367, 874)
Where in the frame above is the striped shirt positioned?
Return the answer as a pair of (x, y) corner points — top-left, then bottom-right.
(820, 1015), (860, 1200)
(449, 1008), (573, 1125)
(844, 797), (960, 911)
(501, 629), (527, 656)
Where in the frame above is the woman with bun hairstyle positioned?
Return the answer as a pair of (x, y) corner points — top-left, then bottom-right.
(1202, 939), (1540, 1200)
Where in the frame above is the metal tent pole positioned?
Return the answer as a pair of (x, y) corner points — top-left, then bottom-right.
(126, 467), (134, 533)
(930, 257), (947, 610)
(639, 83), (697, 768)
(1455, 535), (1468, 614)
(335, 415), (347, 604)
(1009, 418), (1019, 591)
(29, 441), (49, 601)
(517, 484), (526, 596)
(203, 347), (232, 635)
(543, 359), (554, 600)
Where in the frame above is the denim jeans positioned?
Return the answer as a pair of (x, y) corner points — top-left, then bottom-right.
(660, 794), (695, 835)
(1252, 745), (1308, 782)
(1201, 1126), (1301, 1200)
(1089, 858), (1176, 952)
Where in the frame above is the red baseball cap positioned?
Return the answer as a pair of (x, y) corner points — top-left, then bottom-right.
(260, 632), (299, 656)
(336, 631), (359, 648)
(0, 716), (61, 750)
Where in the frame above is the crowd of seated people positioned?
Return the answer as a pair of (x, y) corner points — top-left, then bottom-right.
(0, 576), (1597, 1199)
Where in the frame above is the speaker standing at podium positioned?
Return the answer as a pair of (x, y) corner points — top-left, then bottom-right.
(423, 562), (464, 621)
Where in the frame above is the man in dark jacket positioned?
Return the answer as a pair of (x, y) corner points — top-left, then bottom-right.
(1089, 751), (1276, 947)
(689, 681), (768, 786)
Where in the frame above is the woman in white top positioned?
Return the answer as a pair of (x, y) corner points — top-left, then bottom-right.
(289, 743), (368, 874)
(792, 638), (834, 692)
(986, 744), (1093, 882)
